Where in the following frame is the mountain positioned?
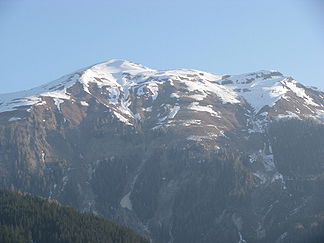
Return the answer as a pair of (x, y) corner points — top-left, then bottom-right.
(0, 189), (149, 243)
(0, 59), (324, 242)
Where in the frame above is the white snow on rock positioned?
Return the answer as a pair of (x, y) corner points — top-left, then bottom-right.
(144, 106), (152, 112)
(155, 105), (181, 126)
(0, 73), (79, 113)
(276, 111), (300, 120)
(113, 111), (132, 125)
(223, 71), (322, 114)
(1, 60), (323, 128)
(120, 191), (133, 210)
(53, 98), (64, 111)
(80, 59), (154, 88)
(187, 133), (219, 142)
(80, 101), (89, 107)
(181, 119), (202, 126)
(146, 82), (160, 101)
(8, 117), (21, 122)
(168, 105), (180, 119)
(187, 135), (207, 142)
(282, 79), (319, 107)
(175, 73), (240, 104)
(170, 93), (180, 98)
(187, 102), (220, 117)
(223, 72), (288, 113)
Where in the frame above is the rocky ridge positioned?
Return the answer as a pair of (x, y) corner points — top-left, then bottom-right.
(0, 59), (323, 243)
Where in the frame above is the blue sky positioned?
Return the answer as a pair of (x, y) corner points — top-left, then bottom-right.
(0, 0), (323, 93)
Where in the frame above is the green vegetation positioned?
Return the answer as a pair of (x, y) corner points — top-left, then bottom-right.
(0, 189), (148, 243)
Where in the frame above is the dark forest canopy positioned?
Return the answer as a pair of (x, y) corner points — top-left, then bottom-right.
(0, 189), (148, 243)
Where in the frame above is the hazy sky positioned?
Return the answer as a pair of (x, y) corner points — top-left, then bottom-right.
(0, 0), (323, 93)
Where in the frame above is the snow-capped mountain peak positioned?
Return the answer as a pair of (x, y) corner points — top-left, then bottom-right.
(0, 60), (323, 128)
(222, 70), (323, 114)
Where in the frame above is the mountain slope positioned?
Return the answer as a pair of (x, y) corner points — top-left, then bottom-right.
(0, 59), (323, 242)
(0, 189), (149, 243)
(1, 60), (323, 125)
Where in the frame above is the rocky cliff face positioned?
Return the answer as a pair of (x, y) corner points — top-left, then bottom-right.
(0, 59), (324, 242)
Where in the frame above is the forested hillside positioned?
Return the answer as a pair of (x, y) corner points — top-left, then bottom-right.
(0, 189), (149, 243)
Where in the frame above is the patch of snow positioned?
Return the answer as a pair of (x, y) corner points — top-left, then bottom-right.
(152, 124), (162, 130)
(41, 90), (71, 100)
(80, 101), (89, 106)
(168, 105), (180, 119)
(8, 117), (21, 122)
(181, 119), (202, 126)
(0, 73), (79, 113)
(249, 154), (258, 163)
(120, 191), (133, 210)
(80, 59), (155, 90)
(113, 111), (132, 125)
(41, 151), (45, 162)
(187, 102), (220, 117)
(35, 100), (47, 106)
(187, 135), (204, 141)
(223, 72), (322, 115)
(120, 159), (147, 211)
(283, 79), (319, 107)
(158, 115), (167, 123)
(269, 144), (273, 154)
(147, 82), (160, 101)
(277, 111), (300, 120)
(180, 76), (240, 103)
(238, 231), (246, 243)
(144, 106), (152, 112)
(170, 93), (180, 98)
(154, 105), (180, 127)
(53, 98), (64, 111)
(186, 134), (218, 141)
(224, 73), (288, 113)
